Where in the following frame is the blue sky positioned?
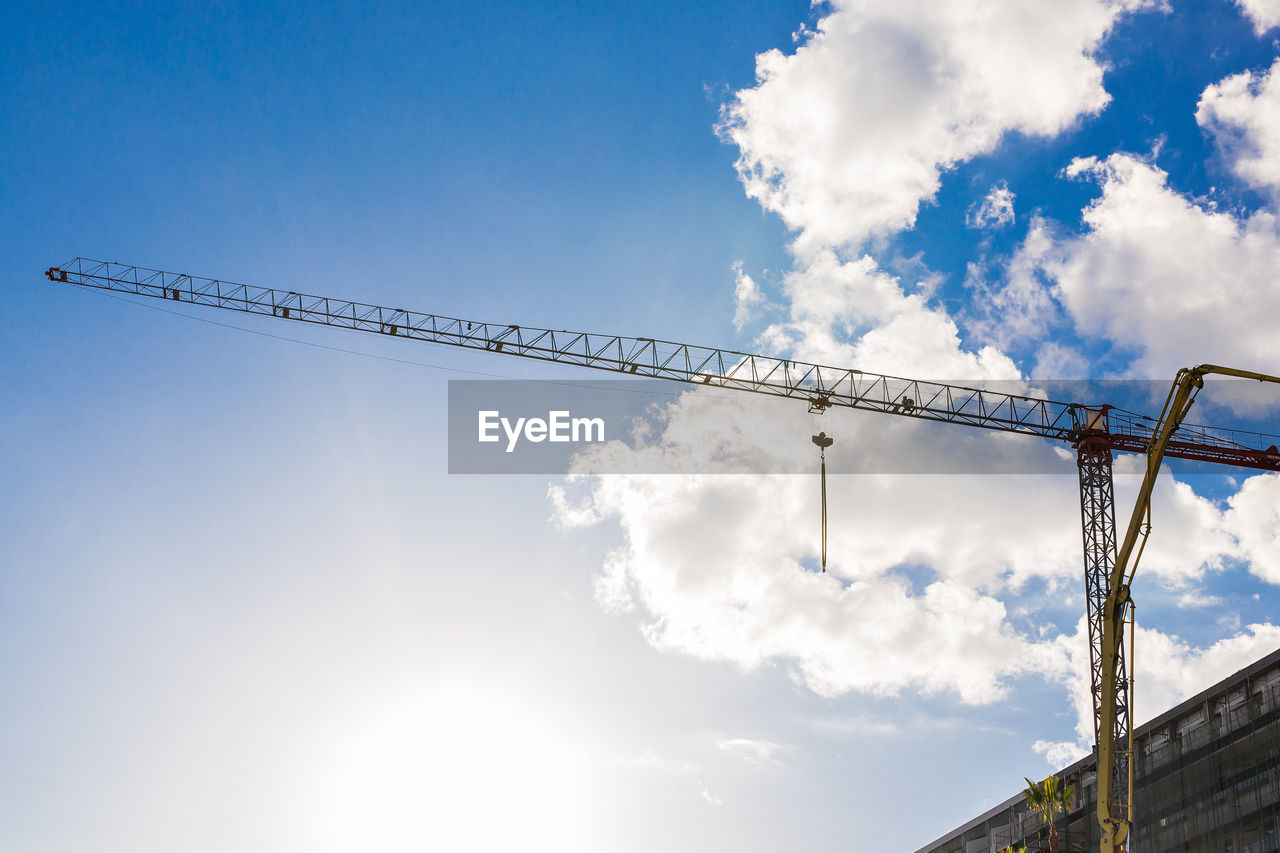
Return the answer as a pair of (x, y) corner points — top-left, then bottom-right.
(6, 1), (1280, 851)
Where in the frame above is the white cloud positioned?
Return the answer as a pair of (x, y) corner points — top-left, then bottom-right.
(717, 738), (784, 767)
(1176, 590), (1224, 609)
(1127, 623), (1280, 729)
(1053, 618), (1280, 748)
(971, 60), (1280, 388)
(1198, 58), (1280, 191)
(965, 220), (1063, 352)
(552, 378), (1280, 709)
(699, 783), (723, 807)
(1108, 455), (1239, 588)
(757, 249), (1021, 379)
(1234, 0), (1280, 34)
(715, 1), (1146, 419)
(1224, 472), (1280, 582)
(1032, 342), (1091, 379)
(1003, 153), (1280, 379)
(555, 478), (1066, 703)
(1033, 738), (1089, 768)
(968, 183), (1017, 229)
(732, 262), (767, 332)
(556, 0), (1280, 756)
(718, 0), (1154, 256)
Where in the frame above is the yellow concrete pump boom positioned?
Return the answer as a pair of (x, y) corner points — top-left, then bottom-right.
(1097, 365), (1280, 853)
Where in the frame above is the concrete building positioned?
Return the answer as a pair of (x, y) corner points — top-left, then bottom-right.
(915, 647), (1280, 853)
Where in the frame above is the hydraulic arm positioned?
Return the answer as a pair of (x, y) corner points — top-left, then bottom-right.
(1096, 366), (1280, 853)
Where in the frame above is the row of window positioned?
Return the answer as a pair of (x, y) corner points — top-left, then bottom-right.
(921, 662), (1280, 853)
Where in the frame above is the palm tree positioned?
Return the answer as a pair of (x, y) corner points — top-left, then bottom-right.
(1022, 775), (1077, 853)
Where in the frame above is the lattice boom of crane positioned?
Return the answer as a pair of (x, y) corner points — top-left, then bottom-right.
(47, 258), (1280, 470)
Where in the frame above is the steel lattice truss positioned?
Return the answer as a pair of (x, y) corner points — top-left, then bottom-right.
(1078, 444), (1130, 823)
(46, 258), (1280, 470)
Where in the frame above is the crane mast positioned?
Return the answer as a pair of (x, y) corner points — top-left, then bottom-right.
(45, 258), (1280, 851)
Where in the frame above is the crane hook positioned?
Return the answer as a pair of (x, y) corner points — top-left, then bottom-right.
(811, 431), (833, 572)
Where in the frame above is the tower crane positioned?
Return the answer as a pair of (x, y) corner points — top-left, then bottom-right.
(44, 258), (1280, 851)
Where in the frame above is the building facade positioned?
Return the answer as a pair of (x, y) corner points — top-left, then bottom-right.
(915, 647), (1280, 853)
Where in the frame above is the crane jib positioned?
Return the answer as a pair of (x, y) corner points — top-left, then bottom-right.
(44, 259), (1280, 471)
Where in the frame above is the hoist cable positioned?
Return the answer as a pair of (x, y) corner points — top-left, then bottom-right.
(820, 447), (828, 573)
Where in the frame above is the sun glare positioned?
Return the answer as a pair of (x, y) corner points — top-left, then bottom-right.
(318, 685), (590, 852)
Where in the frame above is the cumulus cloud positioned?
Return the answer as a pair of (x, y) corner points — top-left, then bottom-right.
(1032, 342), (1091, 379)
(1138, 625), (1280, 724)
(974, 62), (1280, 383)
(757, 249), (1020, 378)
(715, 0), (1153, 382)
(1058, 619), (1280, 747)
(1198, 57), (1280, 192)
(1177, 590), (1224, 609)
(1234, 0), (1280, 34)
(551, 378), (1278, 711)
(965, 220), (1063, 351)
(1224, 472), (1280, 582)
(997, 153), (1280, 379)
(718, 0), (1154, 256)
(732, 262), (767, 332)
(968, 182), (1017, 229)
(555, 0), (1280, 749)
(1108, 460), (1235, 588)
(1033, 738), (1090, 768)
(555, 443), (1069, 702)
